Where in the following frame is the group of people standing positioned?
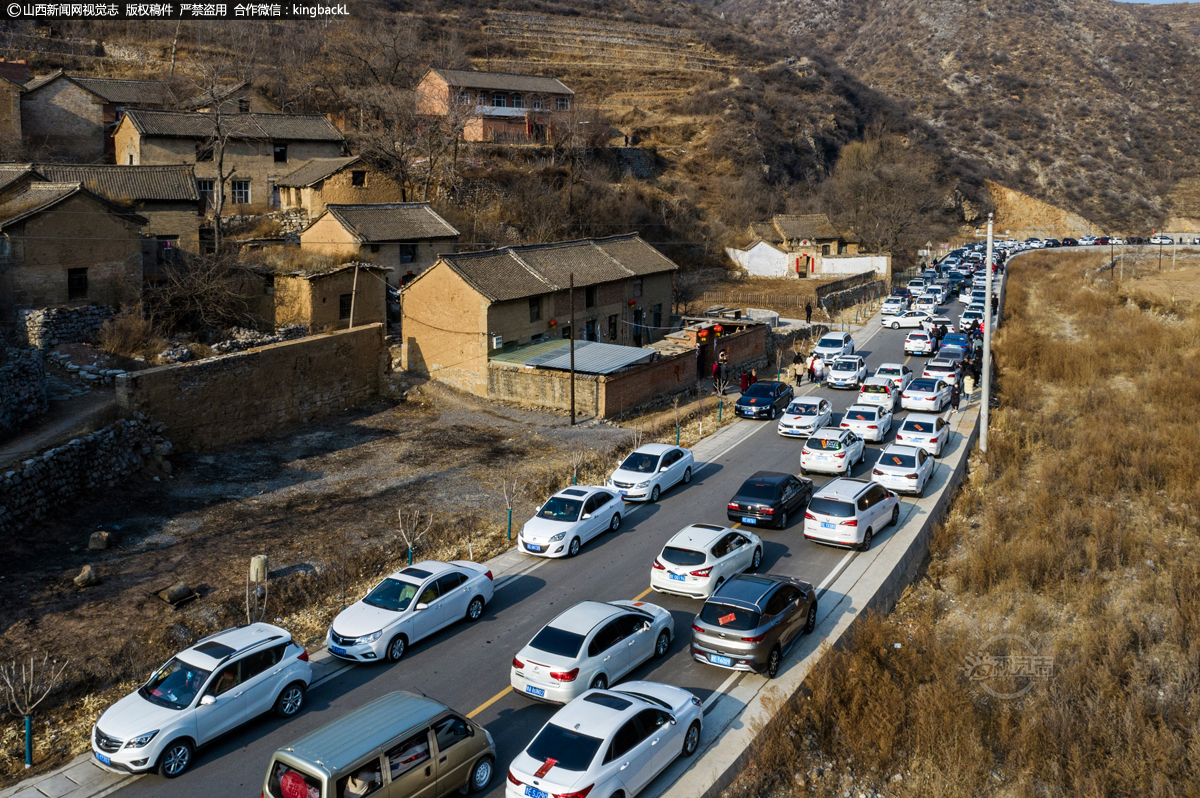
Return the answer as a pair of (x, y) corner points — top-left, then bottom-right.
(710, 350), (760, 396)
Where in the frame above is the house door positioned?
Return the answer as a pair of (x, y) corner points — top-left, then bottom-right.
(585, 318), (597, 341)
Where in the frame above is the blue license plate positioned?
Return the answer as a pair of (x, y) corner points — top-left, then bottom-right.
(330, 645), (347, 656)
(741, 516), (756, 524)
(669, 573), (686, 582)
(525, 685), (545, 698)
(821, 522), (836, 530)
(526, 544), (543, 552)
(525, 788), (549, 798)
(95, 752), (111, 766)
(710, 654), (733, 667)
(619, 490), (628, 496)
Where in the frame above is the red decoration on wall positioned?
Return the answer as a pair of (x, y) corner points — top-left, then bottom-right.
(548, 318), (558, 327)
(713, 324), (724, 334)
(628, 298), (637, 306)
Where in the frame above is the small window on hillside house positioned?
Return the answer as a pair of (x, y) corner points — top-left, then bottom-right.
(457, 91), (471, 105)
(632, 278), (643, 298)
(585, 285), (597, 308)
(339, 293), (353, 320)
(67, 268), (88, 301)
(351, 170), (367, 187)
(532, 98), (543, 111)
(232, 180), (251, 205)
(822, 244), (831, 256)
(238, 99), (250, 113)
(492, 94), (507, 107)
(156, 236), (179, 266)
(511, 94), (525, 109)
(607, 314), (618, 341)
(398, 244), (416, 264)
(369, 244), (381, 254)
(195, 142), (213, 162)
(274, 144), (288, 163)
(556, 97), (570, 111)
(196, 179), (214, 211)
(529, 297), (542, 323)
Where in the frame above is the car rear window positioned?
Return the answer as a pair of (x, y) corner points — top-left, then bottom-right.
(661, 546), (706, 567)
(804, 437), (842, 451)
(881, 452), (917, 469)
(526, 724), (603, 772)
(862, 384), (889, 394)
(844, 409), (877, 421)
(877, 367), (901, 376)
(699, 603), (761, 631)
(909, 379), (939, 391)
(267, 761), (323, 798)
(909, 333), (928, 340)
(736, 480), (778, 500)
(529, 626), (585, 658)
(809, 497), (855, 518)
(901, 419), (935, 434)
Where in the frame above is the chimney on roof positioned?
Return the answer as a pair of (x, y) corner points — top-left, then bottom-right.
(0, 59), (29, 83)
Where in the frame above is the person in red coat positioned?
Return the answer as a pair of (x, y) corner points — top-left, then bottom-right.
(739, 371), (750, 393)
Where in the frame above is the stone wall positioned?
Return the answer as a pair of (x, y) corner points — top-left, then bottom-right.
(488, 363), (602, 416)
(117, 324), (386, 452)
(0, 347), (48, 437)
(818, 279), (889, 314)
(20, 305), (115, 348)
(0, 418), (170, 535)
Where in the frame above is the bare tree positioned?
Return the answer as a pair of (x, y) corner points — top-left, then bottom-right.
(397, 508), (435, 564)
(570, 444), (589, 486)
(0, 654), (69, 768)
(627, 421), (645, 452)
(500, 477), (524, 541)
(144, 251), (259, 335)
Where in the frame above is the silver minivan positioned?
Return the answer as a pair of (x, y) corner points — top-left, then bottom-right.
(262, 692), (495, 798)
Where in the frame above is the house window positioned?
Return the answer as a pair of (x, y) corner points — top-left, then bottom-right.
(456, 91), (470, 105)
(398, 244), (417, 264)
(195, 142), (213, 162)
(653, 303), (662, 330)
(511, 94), (525, 109)
(155, 236), (179, 266)
(532, 98), (543, 111)
(264, 274), (275, 294)
(339, 293), (353, 320)
(631, 278), (643, 298)
(238, 99), (250, 113)
(529, 297), (541, 323)
(67, 268), (88, 301)
(369, 244), (381, 254)
(492, 94), (506, 107)
(607, 314), (618, 341)
(127, 154), (134, 165)
(838, 242), (848, 254)
(585, 285), (597, 308)
(231, 180), (251, 205)
(274, 144), (288, 163)
(351, 170), (367, 187)
(556, 97), (570, 111)
(196, 179), (214, 211)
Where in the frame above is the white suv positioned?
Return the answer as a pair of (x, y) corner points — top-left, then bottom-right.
(803, 478), (899, 551)
(92, 623), (312, 778)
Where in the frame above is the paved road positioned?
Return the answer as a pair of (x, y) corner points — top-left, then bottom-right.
(115, 297), (975, 798)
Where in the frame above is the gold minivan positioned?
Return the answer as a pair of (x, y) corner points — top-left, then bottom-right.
(262, 692), (495, 798)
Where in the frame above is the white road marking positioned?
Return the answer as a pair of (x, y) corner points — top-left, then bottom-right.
(816, 548), (858, 595)
(703, 669), (744, 710)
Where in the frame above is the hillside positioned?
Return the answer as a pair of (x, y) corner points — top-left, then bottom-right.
(714, 0), (1200, 232)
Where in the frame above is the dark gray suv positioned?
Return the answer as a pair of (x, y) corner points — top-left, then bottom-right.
(690, 574), (817, 679)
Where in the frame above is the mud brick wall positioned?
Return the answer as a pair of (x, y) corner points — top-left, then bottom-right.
(488, 363), (602, 417)
(20, 305), (115, 349)
(0, 418), (168, 535)
(116, 324), (386, 453)
(0, 347), (49, 437)
(600, 350), (696, 417)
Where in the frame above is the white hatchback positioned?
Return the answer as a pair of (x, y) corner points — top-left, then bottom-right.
(871, 444), (935, 496)
(651, 524), (763, 599)
(921, 359), (961, 386)
(803, 478), (899, 551)
(608, 443), (694, 503)
(812, 332), (855, 360)
(800, 428), (865, 476)
(511, 601), (673, 702)
(840, 403), (893, 443)
(894, 413), (949, 456)
(874, 363), (914, 392)
(777, 397), (833, 438)
(857, 376), (899, 410)
(520, 487), (623, 558)
(904, 331), (936, 355)
(901, 378), (952, 412)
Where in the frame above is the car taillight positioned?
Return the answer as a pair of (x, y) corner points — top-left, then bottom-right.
(741, 633), (766, 643)
(512, 657), (524, 669)
(484, 570), (494, 581)
(761, 507), (774, 514)
(804, 511), (816, 520)
(834, 452), (846, 459)
(554, 785), (594, 798)
(653, 558), (666, 570)
(692, 623), (704, 632)
(906, 473), (920, 479)
(895, 434), (903, 440)
(298, 650), (309, 662)
(508, 770), (522, 786)
(930, 437), (939, 444)
(841, 519), (858, 526)
(551, 668), (579, 682)
(690, 567), (713, 577)
(867, 425), (878, 430)
(872, 468), (884, 475)
(841, 422), (849, 427)
(727, 502), (739, 510)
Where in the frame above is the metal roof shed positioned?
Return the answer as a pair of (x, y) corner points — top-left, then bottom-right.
(525, 340), (654, 374)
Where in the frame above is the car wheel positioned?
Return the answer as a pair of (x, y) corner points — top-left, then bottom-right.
(466, 595), (485, 622)
(858, 528), (873, 552)
(683, 721), (702, 757)
(386, 634), (407, 663)
(770, 406), (777, 420)
(568, 537), (582, 557)
(766, 646), (782, 679)
(610, 513), (622, 532)
(891, 321), (900, 329)
(682, 466), (692, 485)
(654, 630), (671, 659)
(467, 756), (494, 794)
(650, 485), (661, 503)
(273, 682), (306, 718)
(590, 673), (608, 690)
(778, 509), (788, 529)
(751, 547), (762, 570)
(804, 602), (818, 634)
(157, 739), (193, 779)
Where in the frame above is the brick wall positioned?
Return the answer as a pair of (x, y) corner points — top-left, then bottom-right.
(116, 324), (385, 452)
(20, 79), (105, 160)
(600, 349), (696, 416)
(488, 363), (602, 415)
(0, 79), (20, 146)
(0, 347), (48, 437)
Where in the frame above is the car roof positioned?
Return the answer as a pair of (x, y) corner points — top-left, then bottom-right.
(742, 470), (791, 484)
(810, 428), (846, 440)
(845, 404), (882, 414)
(553, 486), (608, 499)
(183, 622), (290, 668)
(386, 560), (455, 582)
(876, 362), (906, 370)
(631, 443), (677, 456)
(789, 395), (824, 405)
(863, 376), (892, 386)
(926, 360), (954, 368)
(665, 524), (731, 550)
(541, 688), (649, 740)
(710, 574), (782, 608)
(547, 600), (626, 633)
(902, 413), (942, 424)
(880, 444), (923, 458)
(813, 477), (873, 501)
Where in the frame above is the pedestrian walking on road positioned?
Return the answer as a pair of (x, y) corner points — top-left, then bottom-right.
(805, 303), (813, 324)
(739, 371), (750, 393)
(718, 350), (730, 395)
(712, 361), (720, 395)
(950, 381), (962, 413)
(812, 356), (825, 385)
(962, 373), (976, 401)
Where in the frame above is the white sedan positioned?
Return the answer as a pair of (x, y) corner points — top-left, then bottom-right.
(904, 331), (936, 356)
(913, 295), (939, 315)
(825, 355), (867, 389)
(920, 315), (954, 332)
(840, 404), (892, 443)
(881, 310), (931, 329)
(800, 429), (866, 476)
(506, 682), (702, 798)
(894, 413), (949, 457)
(511, 601), (673, 702)
(327, 560), (495, 663)
(811, 332), (855, 360)
(901, 378), (952, 412)
(651, 524), (763, 599)
(776, 397), (833, 438)
(857, 376), (899, 410)
(519, 487), (622, 558)
(922, 359), (960, 386)
(607, 443), (694, 503)
(881, 298), (906, 315)
(874, 363), (914, 392)
(871, 444), (935, 496)
(959, 309), (985, 332)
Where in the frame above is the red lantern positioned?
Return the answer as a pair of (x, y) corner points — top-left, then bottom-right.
(548, 318), (558, 328)
(713, 324), (724, 334)
(628, 298), (637, 307)
(697, 329), (709, 340)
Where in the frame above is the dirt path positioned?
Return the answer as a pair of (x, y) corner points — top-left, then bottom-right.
(0, 392), (117, 470)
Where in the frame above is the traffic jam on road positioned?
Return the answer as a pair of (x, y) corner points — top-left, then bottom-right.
(89, 250), (1004, 798)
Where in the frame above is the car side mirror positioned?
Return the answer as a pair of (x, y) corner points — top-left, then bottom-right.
(641, 621), (652, 632)
(200, 694), (217, 706)
(582, 513), (593, 520)
(667, 715), (677, 726)
(415, 602), (429, 611)
(660, 466), (669, 472)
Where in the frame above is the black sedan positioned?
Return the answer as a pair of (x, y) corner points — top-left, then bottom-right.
(727, 471), (814, 529)
(735, 381), (794, 420)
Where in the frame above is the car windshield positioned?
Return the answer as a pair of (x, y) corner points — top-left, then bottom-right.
(139, 657), (210, 709)
(743, 383), (775, 398)
(902, 419), (935, 433)
(736, 480), (778, 500)
(526, 724), (603, 773)
(845, 409), (877, 421)
(699, 602), (761, 632)
(786, 402), (819, 415)
(619, 452), (659, 474)
(363, 578), (420, 612)
(909, 379), (939, 391)
(529, 626), (586, 658)
(831, 360), (857, 371)
(817, 337), (843, 348)
(881, 451), (918, 469)
(538, 497), (583, 521)
(863, 384), (889, 394)
(809, 497), (855, 517)
(661, 546), (707, 566)
(805, 438), (843, 451)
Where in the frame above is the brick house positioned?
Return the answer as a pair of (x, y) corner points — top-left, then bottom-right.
(0, 76), (22, 156)
(0, 182), (147, 317)
(257, 262), (390, 332)
(415, 68), (574, 144)
(400, 233), (677, 396)
(114, 109), (345, 213)
(20, 72), (175, 161)
(177, 81), (282, 114)
(277, 156), (406, 217)
(299, 202), (459, 286)
(727, 213), (870, 278)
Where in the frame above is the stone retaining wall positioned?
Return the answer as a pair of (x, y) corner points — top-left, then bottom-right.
(20, 305), (115, 349)
(0, 347), (49, 438)
(0, 417), (170, 535)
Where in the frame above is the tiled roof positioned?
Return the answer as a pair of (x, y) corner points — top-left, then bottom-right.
(0, 182), (147, 229)
(178, 81), (247, 110)
(0, 164), (36, 193)
(433, 234), (678, 303)
(22, 70), (63, 93)
(277, 156), (361, 187)
(122, 109), (344, 142)
(319, 203), (459, 243)
(750, 221), (782, 243)
(33, 164), (198, 202)
(771, 214), (844, 242)
(430, 68), (574, 95)
(71, 76), (174, 105)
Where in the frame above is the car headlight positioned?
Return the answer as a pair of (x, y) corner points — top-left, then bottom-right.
(549, 532), (566, 542)
(635, 480), (652, 488)
(124, 730), (159, 749)
(356, 630), (383, 645)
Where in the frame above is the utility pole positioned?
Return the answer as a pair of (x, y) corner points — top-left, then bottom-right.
(1159, 239), (1164, 272)
(569, 272), (576, 426)
(348, 262), (359, 328)
(982, 213), (994, 453)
